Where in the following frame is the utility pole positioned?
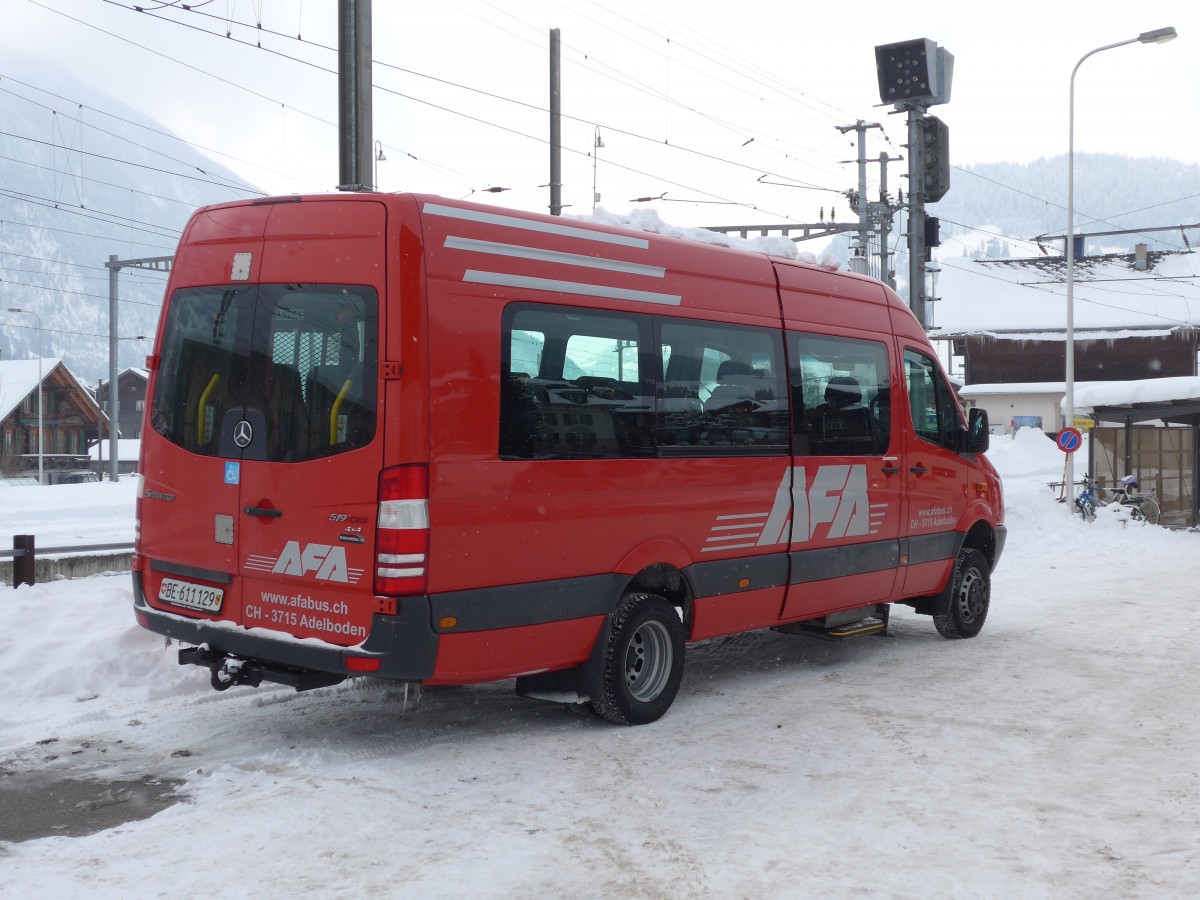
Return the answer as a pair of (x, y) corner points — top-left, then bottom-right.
(337, 0), (373, 191)
(549, 28), (562, 216)
(104, 254), (172, 482)
(878, 151), (897, 288)
(837, 121), (901, 287)
(837, 121), (878, 275)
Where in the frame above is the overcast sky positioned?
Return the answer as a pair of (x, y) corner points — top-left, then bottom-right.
(3, 0), (1195, 230)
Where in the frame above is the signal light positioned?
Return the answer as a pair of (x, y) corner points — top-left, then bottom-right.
(345, 656), (382, 673)
(920, 116), (950, 203)
(875, 39), (954, 107)
(925, 216), (942, 248)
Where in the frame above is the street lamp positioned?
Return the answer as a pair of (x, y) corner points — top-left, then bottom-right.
(374, 140), (386, 191)
(1064, 26), (1177, 494)
(7, 307), (43, 485)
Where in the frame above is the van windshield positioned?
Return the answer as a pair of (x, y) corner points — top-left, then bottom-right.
(150, 283), (379, 463)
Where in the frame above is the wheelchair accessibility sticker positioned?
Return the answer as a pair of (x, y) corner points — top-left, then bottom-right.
(224, 462), (240, 485)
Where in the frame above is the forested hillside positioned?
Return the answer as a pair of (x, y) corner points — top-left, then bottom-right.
(0, 53), (262, 385)
(935, 154), (1200, 255)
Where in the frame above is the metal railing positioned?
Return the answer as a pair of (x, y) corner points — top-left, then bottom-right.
(5, 535), (135, 588)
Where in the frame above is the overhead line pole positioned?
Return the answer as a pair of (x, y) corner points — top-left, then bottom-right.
(907, 107), (928, 329)
(337, 0), (373, 191)
(105, 255), (172, 482)
(837, 120), (878, 276)
(549, 28), (562, 216)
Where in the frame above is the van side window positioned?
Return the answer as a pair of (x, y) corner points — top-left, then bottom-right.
(657, 320), (788, 456)
(904, 348), (963, 449)
(788, 332), (891, 457)
(501, 306), (654, 459)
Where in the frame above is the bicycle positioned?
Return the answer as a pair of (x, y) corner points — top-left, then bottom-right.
(1073, 473), (1161, 525)
(1109, 474), (1161, 525)
(1073, 473), (1103, 521)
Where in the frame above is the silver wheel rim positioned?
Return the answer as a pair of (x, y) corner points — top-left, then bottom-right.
(956, 567), (986, 624)
(624, 619), (673, 702)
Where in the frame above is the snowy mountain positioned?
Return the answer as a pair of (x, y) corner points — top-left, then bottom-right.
(936, 155), (1200, 253)
(0, 51), (263, 385)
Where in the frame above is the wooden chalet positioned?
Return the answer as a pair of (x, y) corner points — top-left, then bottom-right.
(0, 357), (109, 483)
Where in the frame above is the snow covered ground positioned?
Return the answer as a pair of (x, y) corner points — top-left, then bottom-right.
(1, 430), (1197, 898)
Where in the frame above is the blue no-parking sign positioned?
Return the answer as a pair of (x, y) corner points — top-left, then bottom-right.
(1056, 427), (1083, 454)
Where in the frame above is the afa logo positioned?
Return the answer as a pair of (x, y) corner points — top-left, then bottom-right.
(271, 541), (360, 583)
(702, 465), (888, 553)
(758, 464), (880, 544)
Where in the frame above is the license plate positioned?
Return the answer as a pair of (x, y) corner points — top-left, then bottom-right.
(158, 577), (224, 613)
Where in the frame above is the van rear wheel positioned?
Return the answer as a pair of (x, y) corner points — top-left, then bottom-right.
(934, 548), (990, 639)
(589, 592), (685, 726)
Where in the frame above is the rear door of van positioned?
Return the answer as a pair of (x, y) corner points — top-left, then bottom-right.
(140, 198), (387, 646)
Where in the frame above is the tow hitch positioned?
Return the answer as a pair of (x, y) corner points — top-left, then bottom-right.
(178, 645), (264, 690)
(178, 644), (346, 692)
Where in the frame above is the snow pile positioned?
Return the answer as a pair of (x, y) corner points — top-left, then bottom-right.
(983, 426), (1064, 478)
(585, 206), (838, 267)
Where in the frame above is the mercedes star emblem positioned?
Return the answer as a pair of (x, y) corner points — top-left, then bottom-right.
(233, 419), (254, 448)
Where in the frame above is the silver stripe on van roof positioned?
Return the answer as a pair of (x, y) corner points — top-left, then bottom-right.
(445, 236), (665, 278)
(464, 270), (682, 306)
(424, 202), (650, 248)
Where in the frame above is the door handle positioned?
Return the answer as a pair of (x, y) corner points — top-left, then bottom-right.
(909, 465), (927, 475)
(244, 505), (283, 518)
(882, 465), (900, 475)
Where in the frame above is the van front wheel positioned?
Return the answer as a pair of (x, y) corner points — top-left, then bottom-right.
(934, 548), (991, 639)
(590, 593), (685, 726)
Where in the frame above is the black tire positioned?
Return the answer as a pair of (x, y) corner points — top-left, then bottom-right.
(589, 593), (685, 726)
(933, 548), (991, 640)
(1134, 498), (1161, 525)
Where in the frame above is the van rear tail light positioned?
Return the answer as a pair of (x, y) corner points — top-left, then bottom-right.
(375, 464), (429, 596)
(134, 474), (144, 548)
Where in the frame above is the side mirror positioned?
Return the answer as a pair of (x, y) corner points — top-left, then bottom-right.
(964, 407), (989, 454)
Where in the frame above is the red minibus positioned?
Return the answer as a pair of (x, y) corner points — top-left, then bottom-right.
(132, 192), (1005, 724)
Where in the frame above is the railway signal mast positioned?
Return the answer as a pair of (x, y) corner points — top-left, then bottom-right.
(874, 38), (953, 329)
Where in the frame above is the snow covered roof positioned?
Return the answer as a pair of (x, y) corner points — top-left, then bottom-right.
(931, 246), (1200, 334)
(943, 329), (1177, 343)
(959, 381), (1106, 398)
(963, 377), (1200, 422)
(1073, 376), (1200, 411)
(0, 357), (103, 423)
(0, 357), (64, 421)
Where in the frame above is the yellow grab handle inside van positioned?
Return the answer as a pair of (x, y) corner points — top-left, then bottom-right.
(197, 373), (220, 445)
(330, 379), (352, 445)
